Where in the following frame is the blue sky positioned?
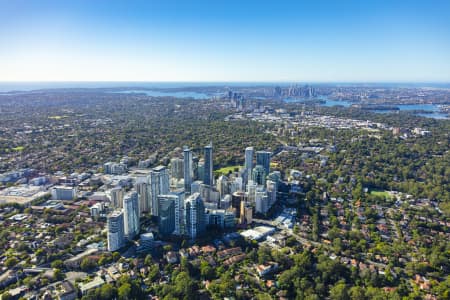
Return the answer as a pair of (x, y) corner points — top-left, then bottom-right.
(0, 0), (449, 82)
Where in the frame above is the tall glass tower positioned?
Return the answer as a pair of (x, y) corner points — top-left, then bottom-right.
(183, 146), (193, 194)
(245, 147), (254, 175)
(256, 150), (271, 176)
(203, 143), (213, 186)
(123, 191), (140, 240)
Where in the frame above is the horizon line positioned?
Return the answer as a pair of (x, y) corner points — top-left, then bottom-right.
(1, 80), (449, 84)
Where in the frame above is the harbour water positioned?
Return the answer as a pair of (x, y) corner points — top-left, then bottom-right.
(112, 90), (209, 99)
(284, 97), (448, 119)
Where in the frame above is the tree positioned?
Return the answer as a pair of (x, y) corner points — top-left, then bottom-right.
(118, 282), (131, 300)
(200, 260), (215, 280)
(257, 246), (272, 264)
(100, 283), (116, 300)
(175, 271), (197, 299)
(330, 281), (350, 300)
(144, 254), (152, 266)
(112, 252), (121, 261)
(5, 257), (18, 268)
(53, 268), (65, 281)
(80, 257), (96, 271)
(148, 264), (159, 282)
(51, 259), (63, 269)
(349, 286), (366, 300)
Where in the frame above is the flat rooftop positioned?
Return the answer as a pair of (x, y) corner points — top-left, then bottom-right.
(0, 185), (50, 205)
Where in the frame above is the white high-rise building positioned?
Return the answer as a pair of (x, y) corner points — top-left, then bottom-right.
(255, 188), (269, 214)
(107, 210), (125, 251)
(171, 190), (185, 235)
(185, 192), (205, 239)
(123, 191), (140, 240)
(216, 175), (229, 199)
(148, 166), (170, 216)
(246, 180), (258, 204)
(245, 147), (254, 177)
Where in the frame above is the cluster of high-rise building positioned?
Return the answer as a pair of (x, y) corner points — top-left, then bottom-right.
(106, 143), (279, 251)
(273, 84), (316, 98)
(106, 191), (139, 251)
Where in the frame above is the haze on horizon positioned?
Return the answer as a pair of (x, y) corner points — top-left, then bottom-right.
(1, 0), (449, 83)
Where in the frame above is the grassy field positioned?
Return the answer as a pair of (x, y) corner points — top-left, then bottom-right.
(11, 146), (24, 151)
(215, 165), (242, 176)
(370, 190), (392, 199)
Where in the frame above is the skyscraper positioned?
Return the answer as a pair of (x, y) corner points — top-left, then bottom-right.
(170, 157), (184, 180)
(245, 147), (254, 176)
(185, 192), (205, 239)
(135, 177), (149, 216)
(148, 166), (170, 216)
(170, 189), (185, 235)
(266, 180), (277, 207)
(256, 150), (271, 176)
(216, 175), (229, 199)
(107, 210), (125, 251)
(158, 195), (176, 236)
(183, 146), (193, 194)
(123, 191), (140, 240)
(255, 188), (269, 214)
(246, 180), (258, 203)
(109, 186), (124, 209)
(203, 143), (213, 186)
(252, 165), (266, 186)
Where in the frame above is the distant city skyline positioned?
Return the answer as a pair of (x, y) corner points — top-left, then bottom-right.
(1, 0), (449, 82)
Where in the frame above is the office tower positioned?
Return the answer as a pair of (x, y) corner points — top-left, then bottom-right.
(104, 162), (127, 175)
(107, 210), (125, 251)
(246, 180), (257, 204)
(123, 191), (140, 240)
(252, 165), (266, 186)
(170, 190), (185, 235)
(185, 192), (206, 239)
(148, 166), (170, 216)
(191, 180), (203, 194)
(245, 147), (254, 176)
(267, 171), (281, 186)
(205, 209), (235, 229)
(51, 186), (77, 201)
(109, 187), (124, 209)
(239, 201), (253, 225)
(90, 203), (102, 219)
(158, 195), (176, 235)
(135, 177), (149, 215)
(220, 194), (232, 210)
(204, 143), (213, 186)
(192, 156), (199, 180)
(217, 175), (229, 199)
(183, 146), (193, 194)
(170, 157), (184, 180)
(197, 160), (205, 183)
(229, 177), (243, 194)
(231, 191), (246, 217)
(255, 188), (269, 214)
(266, 180), (277, 207)
(256, 150), (271, 176)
